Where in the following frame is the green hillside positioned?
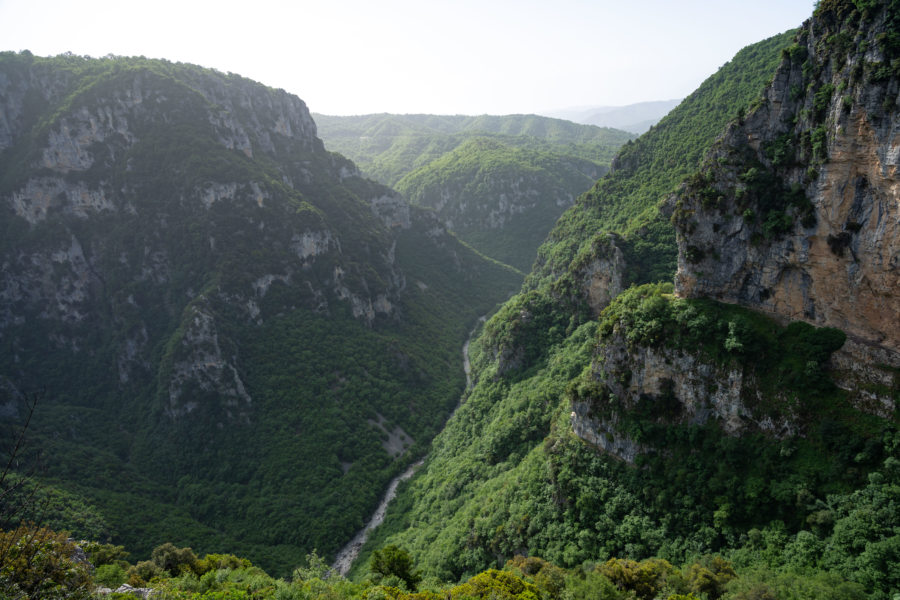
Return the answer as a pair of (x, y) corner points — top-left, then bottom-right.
(391, 137), (600, 271)
(353, 26), (894, 581)
(313, 114), (633, 272)
(529, 29), (801, 290)
(312, 113), (633, 186)
(0, 52), (521, 575)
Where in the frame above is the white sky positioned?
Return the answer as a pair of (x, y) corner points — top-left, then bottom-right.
(0, 0), (815, 116)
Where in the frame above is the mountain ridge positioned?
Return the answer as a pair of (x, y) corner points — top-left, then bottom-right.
(355, 10), (899, 597)
(541, 98), (682, 133)
(313, 113), (634, 271)
(0, 51), (521, 574)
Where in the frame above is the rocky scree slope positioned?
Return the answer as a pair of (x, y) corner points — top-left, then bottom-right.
(0, 52), (520, 574)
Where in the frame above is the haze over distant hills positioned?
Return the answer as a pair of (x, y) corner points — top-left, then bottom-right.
(3, 1), (900, 598)
(542, 99), (682, 133)
(313, 113), (634, 271)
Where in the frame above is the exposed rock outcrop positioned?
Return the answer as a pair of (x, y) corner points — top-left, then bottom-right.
(575, 3), (900, 463)
(165, 301), (252, 422)
(0, 55), (414, 410)
(570, 331), (797, 462)
(577, 233), (626, 316)
(673, 3), (900, 353)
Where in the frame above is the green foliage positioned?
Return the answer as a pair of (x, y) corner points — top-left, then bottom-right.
(0, 475), (113, 543)
(480, 289), (574, 376)
(677, 145), (815, 242)
(95, 563), (127, 588)
(598, 284), (848, 397)
(367, 267), (886, 585)
(313, 113), (633, 187)
(151, 542), (199, 576)
(394, 137), (605, 271)
(449, 569), (540, 600)
(197, 553), (253, 574)
(10, 535), (863, 600)
(292, 549), (332, 582)
(82, 541), (129, 567)
(0, 52), (521, 577)
(127, 559), (163, 586)
(370, 545), (422, 590)
(530, 29), (796, 291)
(313, 115), (633, 273)
(0, 525), (93, 599)
(813, 83), (835, 120)
(598, 557), (678, 600)
(722, 568), (866, 600)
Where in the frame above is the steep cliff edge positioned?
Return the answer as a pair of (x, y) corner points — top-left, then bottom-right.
(0, 52), (520, 573)
(672, 1), (900, 357)
(368, 8), (898, 589)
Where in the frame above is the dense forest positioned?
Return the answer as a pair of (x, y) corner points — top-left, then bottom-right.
(0, 51), (521, 576)
(2, 1), (900, 599)
(314, 114), (634, 271)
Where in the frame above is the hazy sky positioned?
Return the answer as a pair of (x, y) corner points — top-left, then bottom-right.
(0, 0), (815, 116)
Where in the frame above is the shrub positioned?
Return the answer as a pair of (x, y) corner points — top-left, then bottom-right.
(196, 552), (252, 575)
(81, 541), (129, 568)
(0, 525), (93, 599)
(598, 557), (676, 600)
(126, 559), (162, 586)
(95, 563), (127, 588)
(370, 545), (422, 591)
(450, 569), (539, 600)
(150, 541), (198, 575)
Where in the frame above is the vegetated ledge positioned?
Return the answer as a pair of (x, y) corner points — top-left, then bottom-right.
(670, 0), (900, 356)
(569, 283), (894, 464)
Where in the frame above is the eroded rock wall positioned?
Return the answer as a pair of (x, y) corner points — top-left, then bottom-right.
(673, 4), (900, 353)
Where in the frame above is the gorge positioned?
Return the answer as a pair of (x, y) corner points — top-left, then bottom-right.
(1, 1), (899, 598)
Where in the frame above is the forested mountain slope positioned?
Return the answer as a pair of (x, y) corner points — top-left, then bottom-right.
(529, 28), (800, 290)
(312, 113), (633, 186)
(363, 5), (900, 598)
(314, 114), (635, 271)
(0, 52), (520, 575)
(392, 138), (604, 271)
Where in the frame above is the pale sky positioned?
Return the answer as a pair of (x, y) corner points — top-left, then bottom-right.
(0, 0), (815, 116)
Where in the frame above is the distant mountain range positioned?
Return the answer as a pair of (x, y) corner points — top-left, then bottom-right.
(313, 113), (634, 271)
(0, 52), (522, 575)
(541, 99), (682, 133)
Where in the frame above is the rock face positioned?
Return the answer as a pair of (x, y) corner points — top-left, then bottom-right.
(570, 331), (796, 463)
(577, 233), (627, 316)
(0, 53), (521, 569)
(572, 3), (900, 460)
(672, 3), (900, 354)
(0, 55), (411, 410)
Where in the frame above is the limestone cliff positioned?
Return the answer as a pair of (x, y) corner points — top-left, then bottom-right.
(569, 2), (900, 461)
(570, 3), (900, 459)
(0, 53), (522, 570)
(570, 331), (795, 464)
(672, 1), (900, 354)
(0, 64), (410, 431)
